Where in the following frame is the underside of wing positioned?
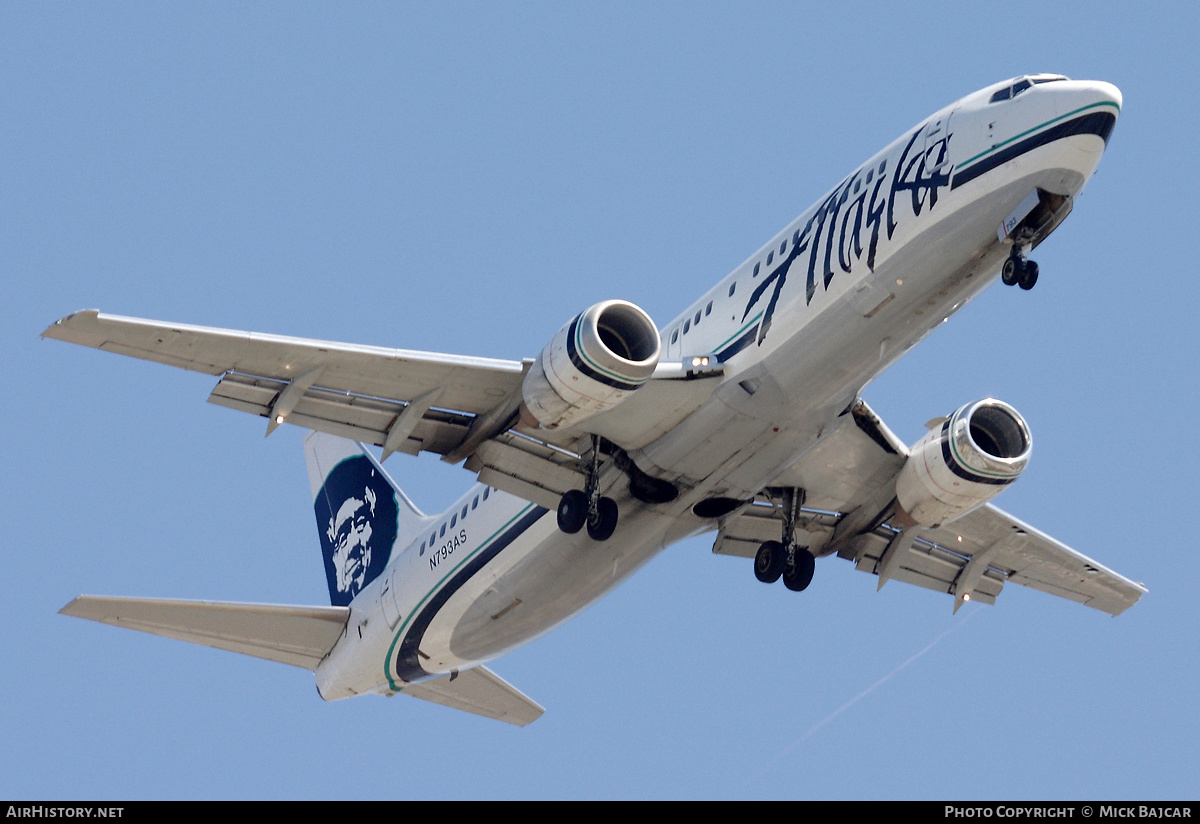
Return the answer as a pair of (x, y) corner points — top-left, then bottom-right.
(402, 666), (544, 727)
(715, 399), (1145, 616)
(60, 595), (350, 669)
(42, 309), (529, 459)
(770, 399), (909, 512)
(43, 309), (724, 478)
(716, 499), (1144, 616)
(841, 504), (1147, 615)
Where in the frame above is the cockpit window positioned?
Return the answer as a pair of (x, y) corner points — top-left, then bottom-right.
(991, 75), (1066, 104)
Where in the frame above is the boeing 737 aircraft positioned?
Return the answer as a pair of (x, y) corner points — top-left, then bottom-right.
(47, 75), (1145, 726)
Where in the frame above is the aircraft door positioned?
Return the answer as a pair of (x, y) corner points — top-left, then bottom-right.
(380, 568), (403, 629)
(922, 108), (955, 175)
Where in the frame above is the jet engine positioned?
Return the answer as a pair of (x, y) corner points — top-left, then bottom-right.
(520, 300), (661, 430)
(895, 399), (1032, 527)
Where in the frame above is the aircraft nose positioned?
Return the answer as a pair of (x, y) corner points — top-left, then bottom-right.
(1086, 80), (1122, 113)
(1060, 79), (1122, 119)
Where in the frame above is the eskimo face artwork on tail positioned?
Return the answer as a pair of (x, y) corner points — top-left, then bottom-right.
(313, 456), (399, 606)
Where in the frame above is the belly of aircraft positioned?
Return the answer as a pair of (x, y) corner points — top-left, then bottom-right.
(416, 501), (680, 669)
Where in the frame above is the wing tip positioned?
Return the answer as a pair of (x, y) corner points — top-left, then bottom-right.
(41, 309), (100, 341)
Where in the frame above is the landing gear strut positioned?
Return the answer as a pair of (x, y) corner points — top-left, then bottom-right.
(754, 488), (815, 592)
(1001, 245), (1039, 291)
(556, 435), (619, 541)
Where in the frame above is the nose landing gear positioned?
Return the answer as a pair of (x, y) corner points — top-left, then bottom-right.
(753, 488), (815, 592)
(1001, 246), (1039, 291)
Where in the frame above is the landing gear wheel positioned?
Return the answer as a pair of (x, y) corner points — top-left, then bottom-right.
(782, 549), (815, 592)
(754, 540), (786, 584)
(557, 489), (588, 534)
(1001, 256), (1020, 286)
(586, 496), (618, 541)
(1018, 260), (1039, 290)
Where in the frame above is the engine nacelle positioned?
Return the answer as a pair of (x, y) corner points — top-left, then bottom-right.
(895, 399), (1032, 527)
(520, 300), (661, 430)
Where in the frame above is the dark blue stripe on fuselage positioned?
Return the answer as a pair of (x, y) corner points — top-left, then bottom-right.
(565, 316), (643, 392)
(951, 111), (1116, 191)
(715, 324), (760, 364)
(393, 505), (549, 683)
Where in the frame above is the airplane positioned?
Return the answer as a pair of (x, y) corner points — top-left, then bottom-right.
(46, 74), (1145, 726)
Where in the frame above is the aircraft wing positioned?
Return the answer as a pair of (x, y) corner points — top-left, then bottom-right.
(60, 595), (350, 669)
(43, 309), (528, 460)
(715, 499), (1144, 616)
(841, 503), (1145, 615)
(713, 401), (1146, 616)
(403, 667), (544, 727)
(42, 310), (723, 483)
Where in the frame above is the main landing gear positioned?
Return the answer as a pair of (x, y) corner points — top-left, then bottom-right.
(753, 487), (815, 592)
(557, 435), (618, 541)
(1001, 246), (1039, 291)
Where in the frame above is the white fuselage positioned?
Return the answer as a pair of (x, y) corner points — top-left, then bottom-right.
(315, 77), (1121, 700)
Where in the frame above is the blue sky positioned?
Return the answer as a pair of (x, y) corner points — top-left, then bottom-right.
(4, 2), (1198, 799)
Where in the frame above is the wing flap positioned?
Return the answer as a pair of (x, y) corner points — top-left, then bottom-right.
(403, 666), (544, 726)
(207, 371), (473, 456)
(840, 505), (1145, 614)
(466, 433), (587, 510)
(712, 501), (838, 559)
(60, 595), (350, 670)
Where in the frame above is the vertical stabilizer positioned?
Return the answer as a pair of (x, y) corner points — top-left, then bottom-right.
(303, 431), (431, 606)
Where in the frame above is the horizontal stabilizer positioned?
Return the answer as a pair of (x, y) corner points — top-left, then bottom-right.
(404, 666), (544, 727)
(60, 596), (350, 670)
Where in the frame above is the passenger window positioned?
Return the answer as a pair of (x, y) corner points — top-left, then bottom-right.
(728, 282), (736, 296)
(767, 251), (773, 265)
(451, 514), (457, 527)
(462, 505), (468, 518)
(793, 229), (800, 245)
(671, 329), (679, 343)
(753, 263), (760, 277)
(420, 541), (425, 555)
(472, 496), (478, 509)
(684, 319), (690, 334)
(440, 524), (446, 537)
(483, 487), (490, 500)
(705, 301), (712, 316)
(779, 241), (786, 255)
(694, 311), (701, 325)
(878, 159), (886, 175)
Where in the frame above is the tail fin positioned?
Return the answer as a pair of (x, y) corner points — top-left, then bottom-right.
(303, 431), (431, 606)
